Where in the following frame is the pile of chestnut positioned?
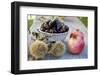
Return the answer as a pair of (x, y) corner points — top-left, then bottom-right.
(40, 19), (69, 33)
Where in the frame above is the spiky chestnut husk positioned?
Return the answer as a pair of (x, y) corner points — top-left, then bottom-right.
(29, 40), (48, 60)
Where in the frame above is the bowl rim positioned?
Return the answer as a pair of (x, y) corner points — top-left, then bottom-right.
(39, 29), (68, 36)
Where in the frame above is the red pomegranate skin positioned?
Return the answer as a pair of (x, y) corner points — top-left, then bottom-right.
(67, 30), (85, 54)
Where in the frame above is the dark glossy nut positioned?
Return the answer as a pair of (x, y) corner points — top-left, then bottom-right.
(40, 19), (69, 33)
(46, 20), (51, 25)
(65, 25), (69, 32)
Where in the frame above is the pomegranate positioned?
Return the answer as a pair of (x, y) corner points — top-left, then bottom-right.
(67, 29), (85, 54)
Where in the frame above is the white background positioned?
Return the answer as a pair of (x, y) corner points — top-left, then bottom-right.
(0, 0), (99, 76)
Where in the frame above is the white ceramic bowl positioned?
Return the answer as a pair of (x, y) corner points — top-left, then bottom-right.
(39, 29), (68, 41)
